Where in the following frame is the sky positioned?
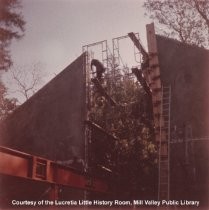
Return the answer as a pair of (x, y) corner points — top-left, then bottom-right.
(4, 0), (152, 102)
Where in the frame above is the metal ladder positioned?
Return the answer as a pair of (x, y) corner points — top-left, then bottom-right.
(158, 85), (171, 200)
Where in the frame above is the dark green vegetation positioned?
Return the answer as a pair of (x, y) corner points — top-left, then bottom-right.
(0, 0), (25, 121)
(89, 65), (158, 198)
(0, 0), (25, 71)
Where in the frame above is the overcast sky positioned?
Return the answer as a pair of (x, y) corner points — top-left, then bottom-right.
(5, 0), (152, 102)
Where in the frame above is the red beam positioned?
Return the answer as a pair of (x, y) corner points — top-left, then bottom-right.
(0, 146), (112, 194)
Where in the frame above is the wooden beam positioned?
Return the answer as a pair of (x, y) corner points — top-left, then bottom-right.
(146, 23), (163, 142)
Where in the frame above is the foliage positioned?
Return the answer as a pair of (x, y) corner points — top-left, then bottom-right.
(89, 65), (158, 196)
(0, 0), (25, 70)
(0, 0), (25, 118)
(144, 0), (209, 48)
(0, 81), (17, 121)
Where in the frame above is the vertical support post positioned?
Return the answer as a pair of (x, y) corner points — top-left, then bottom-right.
(31, 156), (37, 179)
(112, 38), (120, 66)
(146, 23), (170, 200)
(82, 50), (90, 202)
(168, 85), (171, 200)
(146, 23), (162, 142)
(48, 184), (59, 200)
(82, 41), (108, 201)
(82, 50), (90, 172)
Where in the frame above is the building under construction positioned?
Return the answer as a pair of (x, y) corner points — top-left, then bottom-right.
(0, 23), (208, 208)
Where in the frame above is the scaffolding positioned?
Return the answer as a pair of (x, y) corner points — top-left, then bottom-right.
(82, 31), (159, 199)
(112, 33), (141, 66)
(112, 33), (141, 79)
(1, 23), (208, 206)
(82, 40), (110, 172)
(82, 33), (144, 118)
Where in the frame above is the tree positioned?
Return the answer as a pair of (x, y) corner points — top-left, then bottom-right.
(0, 0), (25, 71)
(4, 63), (46, 101)
(144, 0), (209, 48)
(0, 0), (25, 119)
(0, 81), (17, 121)
(89, 64), (158, 197)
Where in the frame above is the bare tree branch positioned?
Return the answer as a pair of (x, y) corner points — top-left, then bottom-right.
(4, 63), (46, 102)
(144, 0), (209, 48)
(193, 0), (209, 28)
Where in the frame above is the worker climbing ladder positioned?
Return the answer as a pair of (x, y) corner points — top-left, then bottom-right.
(158, 85), (171, 200)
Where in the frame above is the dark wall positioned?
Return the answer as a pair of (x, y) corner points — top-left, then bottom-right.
(157, 35), (209, 137)
(170, 140), (209, 206)
(0, 53), (86, 161)
(156, 36), (209, 205)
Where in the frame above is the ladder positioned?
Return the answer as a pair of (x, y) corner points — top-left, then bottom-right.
(158, 85), (171, 200)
